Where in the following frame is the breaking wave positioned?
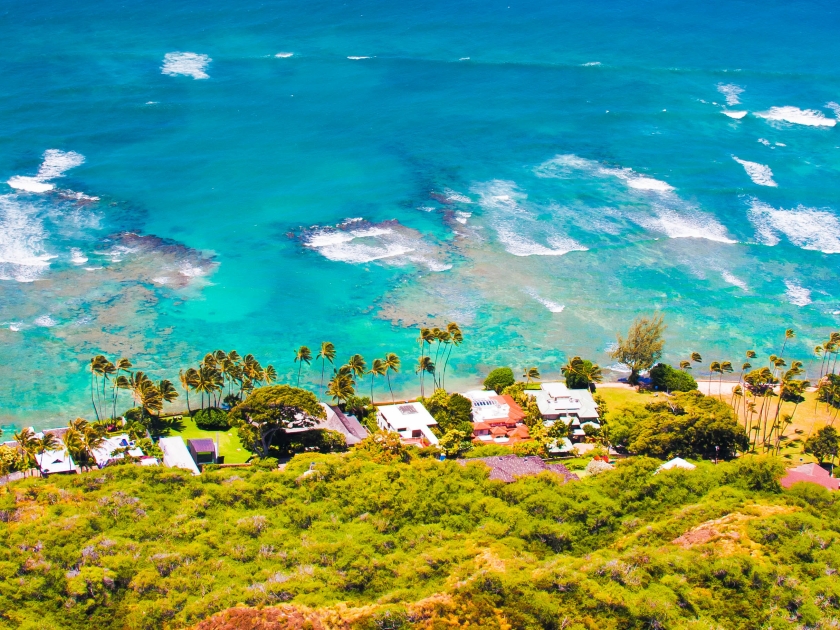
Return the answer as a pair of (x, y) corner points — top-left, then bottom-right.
(732, 157), (777, 187)
(722, 110), (747, 119)
(785, 280), (811, 307)
(299, 219), (450, 271)
(0, 196), (53, 282)
(275, 52), (294, 58)
(721, 271), (748, 290)
(749, 200), (840, 253)
(754, 106), (836, 127)
(7, 149), (86, 193)
(524, 288), (565, 312)
(161, 52), (211, 79)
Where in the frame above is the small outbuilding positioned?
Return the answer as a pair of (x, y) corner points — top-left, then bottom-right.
(159, 437), (201, 475)
(187, 438), (218, 466)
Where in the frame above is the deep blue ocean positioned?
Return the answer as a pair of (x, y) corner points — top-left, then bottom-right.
(2, 0), (840, 430)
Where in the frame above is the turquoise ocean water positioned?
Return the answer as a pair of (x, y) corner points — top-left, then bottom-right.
(2, 0), (840, 430)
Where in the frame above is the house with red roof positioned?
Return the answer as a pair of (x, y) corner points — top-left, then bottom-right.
(462, 391), (530, 444)
(781, 463), (839, 491)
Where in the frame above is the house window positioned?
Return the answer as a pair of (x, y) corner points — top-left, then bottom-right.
(411, 430), (422, 438)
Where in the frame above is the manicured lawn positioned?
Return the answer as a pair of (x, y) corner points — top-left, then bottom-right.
(162, 415), (252, 464)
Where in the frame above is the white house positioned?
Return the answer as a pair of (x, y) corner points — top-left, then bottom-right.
(35, 448), (78, 475)
(92, 434), (145, 468)
(158, 437), (201, 475)
(376, 402), (439, 446)
(534, 382), (600, 442)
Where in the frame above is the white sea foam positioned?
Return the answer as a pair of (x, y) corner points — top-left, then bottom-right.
(443, 188), (472, 204)
(161, 52), (211, 79)
(347, 56), (370, 60)
(70, 248), (88, 264)
(785, 281), (811, 306)
(303, 221), (448, 270)
(758, 138), (771, 146)
(717, 83), (744, 106)
(732, 157), (777, 187)
(755, 106), (836, 127)
(7, 177), (54, 193)
(524, 288), (565, 312)
(582, 61), (601, 66)
(722, 110), (747, 119)
(459, 57), (470, 61)
(0, 196), (54, 282)
(749, 200), (840, 253)
(473, 180), (588, 257)
(775, 142), (786, 147)
(275, 52), (294, 58)
(7, 149), (86, 195)
(721, 270), (748, 290)
(454, 211), (471, 225)
(533, 154), (734, 243)
(826, 102), (840, 118)
(8, 322), (23, 332)
(34, 315), (57, 327)
(605, 363), (632, 374)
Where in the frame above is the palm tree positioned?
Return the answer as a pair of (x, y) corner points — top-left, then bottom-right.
(523, 367), (541, 384)
(179, 368), (200, 415)
(111, 358), (132, 418)
(719, 361), (734, 401)
(62, 428), (84, 469)
(709, 361), (721, 395)
(100, 359), (117, 419)
(195, 365), (223, 410)
(263, 364), (277, 385)
(32, 432), (59, 476)
(780, 328), (795, 357)
(368, 359), (387, 403)
(347, 354), (367, 381)
(158, 379), (179, 407)
(416, 356), (435, 398)
(327, 372), (355, 405)
(442, 322), (463, 390)
(88, 355), (108, 420)
(316, 342), (337, 401)
(383, 352), (401, 403)
(679, 361), (691, 371)
(294, 346), (313, 387)
(13, 428), (37, 477)
(418, 327), (434, 369)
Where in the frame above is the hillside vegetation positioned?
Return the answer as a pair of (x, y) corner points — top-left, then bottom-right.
(1, 451), (839, 629)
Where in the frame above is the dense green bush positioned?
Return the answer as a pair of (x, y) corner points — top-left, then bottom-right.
(606, 390), (748, 459)
(0, 448), (835, 630)
(563, 358), (596, 389)
(193, 407), (231, 430)
(484, 367), (515, 393)
(649, 362), (698, 392)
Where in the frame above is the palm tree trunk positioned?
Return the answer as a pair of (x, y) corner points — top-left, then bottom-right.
(90, 373), (100, 421)
(320, 359), (325, 402)
(387, 372), (395, 403)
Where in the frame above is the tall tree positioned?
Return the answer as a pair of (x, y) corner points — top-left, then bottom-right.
(441, 322), (463, 390)
(416, 356), (435, 398)
(180, 368), (200, 415)
(523, 367), (541, 384)
(383, 352), (401, 403)
(368, 359), (387, 403)
(610, 313), (667, 386)
(88, 355), (108, 421)
(316, 342), (337, 401)
(326, 373), (355, 406)
(294, 346), (313, 388)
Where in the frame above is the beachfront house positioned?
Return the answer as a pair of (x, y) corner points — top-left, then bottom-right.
(35, 447), (78, 475)
(187, 438), (218, 467)
(376, 402), (439, 446)
(462, 390), (530, 444)
(781, 463), (839, 491)
(534, 382), (600, 442)
(282, 403), (369, 447)
(159, 437), (201, 475)
(92, 434), (146, 468)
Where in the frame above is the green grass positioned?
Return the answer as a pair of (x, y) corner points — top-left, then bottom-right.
(163, 414), (252, 464)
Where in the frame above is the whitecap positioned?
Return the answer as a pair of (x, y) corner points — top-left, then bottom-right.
(459, 57), (470, 61)
(826, 102), (840, 118)
(634, 205), (736, 243)
(749, 200), (840, 253)
(454, 211), (471, 225)
(8, 322), (23, 332)
(624, 176), (674, 192)
(755, 106), (836, 128)
(722, 110), (747, 119)
(70, 248), (88, 264)
(443, 188), (472, 204)
(721, 270), (748, 290)
(605, 363), (632, 374)
(34, 315), (57, 327)
(0, 196), (54, 282)
(732, 157), (777, 187)
(7, 177), (54, 193)
(775, 142), (786, 147)
(785, 280), (811, 307)
(717, 83), (744, 106)
(524, 288), (565, 312)
(758, 138), (771, 146)
(275, 52), (294, 58)
(347, 56), (370, 60)
(161, 52), (211, 79)
(582, 61), (601, 67)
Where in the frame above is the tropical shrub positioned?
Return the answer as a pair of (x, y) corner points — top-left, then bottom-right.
(0, 451), (830, 629)
(649, 362), (698, 392)
(483, 367), (515, 394)
(804, 426), (839, 464)
(606, 390), (749, 459)
(193, 407), (231, 430)
(463, 443), (515, 458)
(562, 358), (599, 389)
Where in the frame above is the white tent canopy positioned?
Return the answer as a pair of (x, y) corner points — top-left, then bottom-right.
(657, 457), (697, 473)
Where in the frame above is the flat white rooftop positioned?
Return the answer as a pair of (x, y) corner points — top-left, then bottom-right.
(159, 437), (200, 475)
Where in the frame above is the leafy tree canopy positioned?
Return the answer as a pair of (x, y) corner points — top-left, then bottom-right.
(610, 313), (667, 385)
(649, 362), (698, 392)
(804, 426), (839, 464)
(483, 367), (515, 394)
